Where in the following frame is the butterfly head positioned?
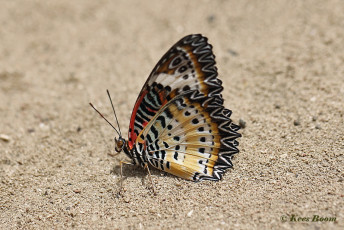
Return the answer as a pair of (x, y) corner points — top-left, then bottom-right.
(114, 136), (126, 153)
(90, 90), (126, 154)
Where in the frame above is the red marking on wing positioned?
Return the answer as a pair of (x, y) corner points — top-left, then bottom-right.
(147, 106), (155, 113)
(128, 90), (148, 149)
(128, 89), (169, 150)
(158, 91), (166, 106)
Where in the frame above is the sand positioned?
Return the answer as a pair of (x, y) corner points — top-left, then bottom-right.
(1, 0), (343, 229)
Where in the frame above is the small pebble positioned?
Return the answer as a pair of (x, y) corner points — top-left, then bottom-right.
(315, 124), (321, 129)
(227, 49), (239, 57)
(274, 104), (281, 109)
(73, 189), (81, 194)
(0, 134), (11, 142)
(39, 123), (49, 131)
(312, 116), (317, 121)
(187, 210), (194, 217)
(239, 119), (246, 128)
(77, 127), (82, 132)
(310, 96), (316, 102)
(27, 128), (35, 133)
(293, 120), (301, 126)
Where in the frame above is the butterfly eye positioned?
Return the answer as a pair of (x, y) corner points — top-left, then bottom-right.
(114, 137), (125, 152)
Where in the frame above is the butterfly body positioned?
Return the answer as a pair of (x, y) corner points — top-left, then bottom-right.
(106, 34), (241, 182)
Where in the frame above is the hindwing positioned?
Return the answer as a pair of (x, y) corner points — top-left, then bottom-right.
(135, 91), (241, 181)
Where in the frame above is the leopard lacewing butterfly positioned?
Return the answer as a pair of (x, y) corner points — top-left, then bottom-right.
(91, 34), (241, 182)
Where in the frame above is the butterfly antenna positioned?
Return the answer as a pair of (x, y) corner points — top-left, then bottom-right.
(89, 103), (120, 136)
(106, 90), (122, 136)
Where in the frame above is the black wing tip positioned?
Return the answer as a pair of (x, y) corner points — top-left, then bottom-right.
(179, 34), (225, 105)
(179, 33), (207, 41)
(178, 34), (213, 53)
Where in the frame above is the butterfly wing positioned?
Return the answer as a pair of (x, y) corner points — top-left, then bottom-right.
(135, 91), (240, 181)
(128, 34), (224, 150)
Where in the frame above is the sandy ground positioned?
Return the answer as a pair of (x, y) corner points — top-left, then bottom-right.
(1, 0), (343, 229)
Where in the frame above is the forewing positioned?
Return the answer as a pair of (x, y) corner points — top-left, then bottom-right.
(128, 34), (224, 149)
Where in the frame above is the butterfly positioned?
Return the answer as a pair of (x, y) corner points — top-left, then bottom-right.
(91, 34), (241, 184)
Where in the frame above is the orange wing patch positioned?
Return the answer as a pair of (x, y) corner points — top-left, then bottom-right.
(182, 45), (209, 96)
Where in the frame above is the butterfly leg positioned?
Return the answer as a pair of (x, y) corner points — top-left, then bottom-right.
(108, 152), (121, 157)
(118, 160), (134, 196)
(144, 163), (157, 195)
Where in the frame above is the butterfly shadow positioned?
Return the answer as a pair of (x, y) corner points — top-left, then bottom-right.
(110, 163), (171, 193)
